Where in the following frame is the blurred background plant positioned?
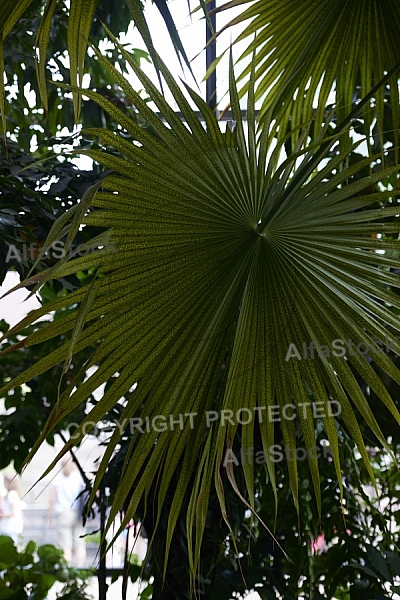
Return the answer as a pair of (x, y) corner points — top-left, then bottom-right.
(0, 534), (94, 600)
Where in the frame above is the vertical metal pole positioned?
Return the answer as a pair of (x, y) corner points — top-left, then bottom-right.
(206, 0), (217, 111)
(98, 486), (108, 600)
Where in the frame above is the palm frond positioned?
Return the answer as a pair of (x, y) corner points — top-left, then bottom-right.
(1, 35), (400, 577)
(213, 0), (400, 151)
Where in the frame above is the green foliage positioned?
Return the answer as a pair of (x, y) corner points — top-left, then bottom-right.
(2, 0), (149, 147)
(105, 410), (400, 599)
(1, 2), (400, 597)
(0, 535), (93, 599)
(0, 309), (100, 470)
(0, 135), (108, 289)
(213, 0), (400, 152)
(0, 0), (191, 132)
(0, 0), (150, 291)
(1, 35), (400, 584)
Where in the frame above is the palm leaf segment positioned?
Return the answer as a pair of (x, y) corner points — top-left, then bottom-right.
(1, 36), (400, 575)
(214, 0), (400, 149)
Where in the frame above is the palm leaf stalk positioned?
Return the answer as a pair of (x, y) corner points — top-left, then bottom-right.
(210, 0), (400, 153)
(1, 35), (400, 583)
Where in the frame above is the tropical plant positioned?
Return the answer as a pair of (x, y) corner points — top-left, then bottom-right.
(211, 0), (400, 150)
(104, 410), (400, 599)
(0, 0), (191, 132)
(1, 19), (400, 592)
(0, 535), (93, 600)
(3, 0), (400, 142)
(0, 0), (150, 289)
(2, 1), (400, 597)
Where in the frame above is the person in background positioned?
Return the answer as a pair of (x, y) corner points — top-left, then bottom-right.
(0, 473), (24, 545)
(47, 459), (86, 567)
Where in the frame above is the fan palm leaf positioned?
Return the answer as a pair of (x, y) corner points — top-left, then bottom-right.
(1, 35), (400, 578)
(212, 0), (400, 151)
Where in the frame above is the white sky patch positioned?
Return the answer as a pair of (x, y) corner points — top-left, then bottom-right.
(113, 1), (250, 110)
(0, 272), (42, 328)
